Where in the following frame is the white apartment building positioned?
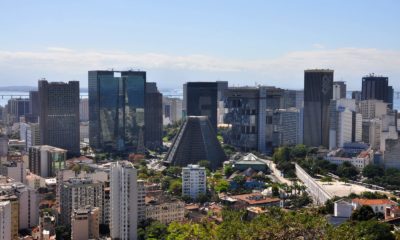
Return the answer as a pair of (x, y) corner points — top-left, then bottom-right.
(0, 201), (11, 240)
(110, 161), (138, 240)
(182, 164), (206, 200)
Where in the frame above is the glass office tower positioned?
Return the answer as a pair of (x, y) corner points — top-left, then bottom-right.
(89, 70), (146, 153)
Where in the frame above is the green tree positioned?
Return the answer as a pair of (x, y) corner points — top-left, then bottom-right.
(224, 165), (234, 177)
(215, 179), (229, 193)
(145, 221), (168, 240)
(351, 205), (376, 221)
(337, 161), (359, 180)
(198, 160), (211, 170)
(363, 164), (385, 178)
(168, 179), (182, 196)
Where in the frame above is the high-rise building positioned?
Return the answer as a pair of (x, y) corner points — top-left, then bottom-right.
(272, 108), (300, 147)
(7, 98), (30, 123)
(182, 164), (207, 200)
(145, 82), (163, 150)
(164, 116), (226, 170)
(0, 160), (25, 183)
(59, 177), (104, 226)
(28, 90), (39, 123)
(0, 136), (7, 157)
(110, 161), (138, 240)
(303, 69), (333, 148)
(0, 201), (11, 240)
(38, 80), (80, 156)
(217, 81), (229, 124)
(352, 91), (362, 101)
(163, 97), (183, 125)
(224, 87), (267, 152)
(283, 90), (304, 109)
(71, 206), (100, 240)
(185, 82), (218, 130)
(20, 122), (40, 149)
(333, 81), (347, 100)
(89, 70), (146, 153)
(359, 100), (388, 119)
(361, 74), (393, 109)
(79, 98), (89, 122)
(29, 145), (67, 178)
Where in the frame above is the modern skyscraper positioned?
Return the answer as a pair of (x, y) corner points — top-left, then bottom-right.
(38, 80), (80, 156)
(185, 82), (218, 130)
(163, 97), (183, 125)
(303, 69), (333, 148)
(361, 74), (393, 109)
(7, 98), (30, 123)
(164, 116), (226, 170)
(145, 82), (163, 150)
(224, 87), (267, 152)
(110, 161), (138, 240)
(272, 108), (300, 147)
(333, 81), (347, 100)
(28, 90), (39, 123)
(79, 98), (89, 122)
(89, 70), (146, 153)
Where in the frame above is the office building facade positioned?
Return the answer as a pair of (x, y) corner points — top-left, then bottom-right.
(89, 70), (146, 153)
(38, 80), (80, 156)
(29, 145), (67, 178)
(361, 74), (393, 109)
(303, 69), (333, 148)
(185, 82), (218, 130)
(145, 82), (163, 150)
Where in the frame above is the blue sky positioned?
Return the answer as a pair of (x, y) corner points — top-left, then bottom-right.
(0, 0), (399, 90)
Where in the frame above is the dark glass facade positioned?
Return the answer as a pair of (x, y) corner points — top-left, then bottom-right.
(145, 82), (163, 150)
(186, 82), (218, 131)
(38, 80), (80, 156)
(361, 75), (393, 109)
(89, 70), (146, 152)
(303, 70), (333, 148)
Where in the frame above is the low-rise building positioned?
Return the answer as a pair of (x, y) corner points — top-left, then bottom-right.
(334, 199), (353, 218)
(145, 195), (185, 224)
(228, 193), (282, 209)
(352, 198), (397, 214)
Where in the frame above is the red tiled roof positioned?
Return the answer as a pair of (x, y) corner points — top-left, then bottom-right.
(352, 198), (397, 206)
(232, 193), (280, 205)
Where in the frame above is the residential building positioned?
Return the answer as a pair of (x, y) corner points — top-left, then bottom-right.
(29, 145), (67, 178)
(182, 164), (206, 200)
(59, 177), (104, 226)
(0, 181), (39, 230)
(228, 193), (282, 209)
(38, 80), (80, 156)
(0, 194), (18, 239)
(352, 198), (397, 214)
(145, 82), (163, 150)
(89, 70), (146, 153)
(71, 206), (100, 240)
(145, 195), (185, 224)
(0, 201), (11, 240)
(185, 82), (218, 131)
(326, 150), (373, 170)
(137, 180), (146, 222)
(303, 69), (333, 148)
(0, 136), (7, 157)
(361, 74), (393, 109)
(110, 161), (138, 240)
(165, 116), (226, 170)
(0, 159), (25, 183)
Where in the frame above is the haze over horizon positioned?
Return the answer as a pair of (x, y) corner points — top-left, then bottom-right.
(0, 0), (399, 91)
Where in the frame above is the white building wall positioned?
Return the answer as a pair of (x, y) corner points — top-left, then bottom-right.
(0, 201), (11, 240)
(182, 165), (206, 199)
(337, 110), (353, 147)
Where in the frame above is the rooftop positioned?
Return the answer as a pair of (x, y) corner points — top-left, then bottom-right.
(352, 198), (397, 206)
(231, 193), (280, 205)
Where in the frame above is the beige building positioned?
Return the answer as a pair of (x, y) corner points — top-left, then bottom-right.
(71, 206), (99, 240)
(359, 100), (387, 119)
(0, 195), (18, 239)
(145, 195), (185, 224)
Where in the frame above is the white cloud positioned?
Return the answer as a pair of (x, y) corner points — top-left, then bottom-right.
(0, 47), (399, 90)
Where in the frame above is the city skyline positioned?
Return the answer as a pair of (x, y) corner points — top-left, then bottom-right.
(0, 1), (399, 90)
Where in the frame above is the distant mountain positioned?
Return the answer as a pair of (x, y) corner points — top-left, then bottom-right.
(0, 86), (88, 92)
